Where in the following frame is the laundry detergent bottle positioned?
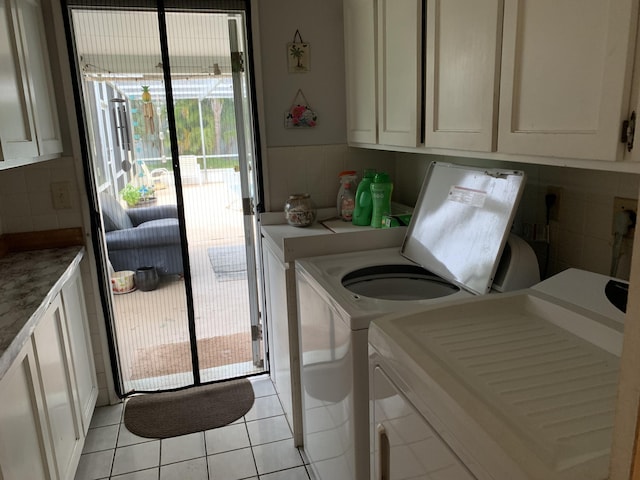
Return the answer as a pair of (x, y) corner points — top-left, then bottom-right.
(352, 169), (376, 226)
(370, 172), (393, 228)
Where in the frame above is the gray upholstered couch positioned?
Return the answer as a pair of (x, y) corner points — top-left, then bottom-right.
(100, 193), (184, 276)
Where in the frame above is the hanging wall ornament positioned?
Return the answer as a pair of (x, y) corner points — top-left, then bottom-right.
(287, 30), (310, 73)
(141, 85), (152, 103)
(141, 86), (155, 135)
(285, 89), (317, 128)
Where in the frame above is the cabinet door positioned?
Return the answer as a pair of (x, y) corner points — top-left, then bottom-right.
(263, 247), (303, 444)
(15, 0), (62, 156)
(623, 32), (640, 163)
(371, 366), (477, 479)
(344, 0), (377, 144)
(0, 341), (54, 480)
(0, 0), (38, 160)
(498, 0), (638, 161)
(61, 268), (98, 435)
(424, 0), (502, 152)
(377, 0), (422, 147)
(34, 295), (83, 480)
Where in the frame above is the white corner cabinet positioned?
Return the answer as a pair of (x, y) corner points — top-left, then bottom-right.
(346, 0), (640, 168)
(344, 0), (422, 148)
(0, 257), (98, 480)
(0, 0), (63, 165)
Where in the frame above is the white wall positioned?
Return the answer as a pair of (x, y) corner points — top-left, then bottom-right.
(257, 0), (347, 147)
(0, 158), (83, 232)
(264, 145), (394, 212)
(254, 0), (400, 212)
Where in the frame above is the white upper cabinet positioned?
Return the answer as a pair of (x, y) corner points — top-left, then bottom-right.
(623, 30), (640, 163)
(0, 0), (62, 162)
(498, 0), (637, 162)
(18, 0), (62, 156)
(424, 0), (502, 152)
(344, 0), (640, 169)
(377, 0), (422, 147)
(344, 0), (422, 148)
(344, 0), (377, 144)
(0, 0), (38, 160)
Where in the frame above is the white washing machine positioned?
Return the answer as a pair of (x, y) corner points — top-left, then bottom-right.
(296, 162), (541, 480)
(368, 268), (626, 480)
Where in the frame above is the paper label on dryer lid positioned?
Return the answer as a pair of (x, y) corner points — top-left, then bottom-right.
(447, 185), (487, 208)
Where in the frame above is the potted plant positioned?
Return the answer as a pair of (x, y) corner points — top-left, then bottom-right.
(120, 184), (156, 207)
(120, 183), (141, 207)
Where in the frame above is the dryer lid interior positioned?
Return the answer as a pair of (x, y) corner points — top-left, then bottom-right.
(401, 162), (526, 295)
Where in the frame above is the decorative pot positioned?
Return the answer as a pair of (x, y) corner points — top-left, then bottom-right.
(285, 193), (316, 227)
(135, 266), (159, 291)
(112, 270), (135, 293)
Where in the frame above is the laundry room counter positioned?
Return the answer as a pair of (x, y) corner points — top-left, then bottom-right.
(260, 207), (408, 264)
(259, 208), (409, 446)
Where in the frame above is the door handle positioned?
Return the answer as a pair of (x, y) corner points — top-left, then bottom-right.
(377, 423), (390, 480)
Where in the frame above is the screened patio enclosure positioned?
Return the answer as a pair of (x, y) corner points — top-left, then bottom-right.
(84, 74), (240, 200)
(70, 6), (264, 393)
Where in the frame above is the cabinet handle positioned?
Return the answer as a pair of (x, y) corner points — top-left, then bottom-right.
(377, 423), (390, 480)
(622, 111), (636, 152)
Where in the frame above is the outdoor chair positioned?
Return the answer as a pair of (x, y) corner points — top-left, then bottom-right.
(100, 193), (184, 276)
(141, 162), (172, 190)
(178, 155), (203, 185)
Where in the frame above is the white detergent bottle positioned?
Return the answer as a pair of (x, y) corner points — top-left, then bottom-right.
(339, 180), (356, 221)
(336, 170), (358, 217)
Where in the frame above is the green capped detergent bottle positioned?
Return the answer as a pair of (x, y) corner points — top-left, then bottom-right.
(370, 172), (393, 228)
(352, 169), (376, 226)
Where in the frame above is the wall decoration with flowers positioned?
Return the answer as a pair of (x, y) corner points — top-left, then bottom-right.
(285, 89), (317, 128)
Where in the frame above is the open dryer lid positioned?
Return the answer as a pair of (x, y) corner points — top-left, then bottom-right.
(401, 162), (526, 295)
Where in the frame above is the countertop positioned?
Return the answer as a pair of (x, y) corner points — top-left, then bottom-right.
(260, 205), (411, 264)
(0, 246), (85, 380)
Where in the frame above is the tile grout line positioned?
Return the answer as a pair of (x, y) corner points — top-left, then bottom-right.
(108, 406), (125, 479)
(244, 415), (262, 479)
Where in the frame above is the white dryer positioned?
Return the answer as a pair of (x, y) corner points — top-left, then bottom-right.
(296, 162), (540, 480)
(531, 267), (627, 323)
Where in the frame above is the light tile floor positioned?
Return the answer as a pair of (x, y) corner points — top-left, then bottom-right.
(75, 376), (312, 480)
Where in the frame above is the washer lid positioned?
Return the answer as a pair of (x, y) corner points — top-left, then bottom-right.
(402, 162), (526, 295)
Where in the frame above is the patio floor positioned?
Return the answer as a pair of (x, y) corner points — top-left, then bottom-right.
(110, 170), (264, 392)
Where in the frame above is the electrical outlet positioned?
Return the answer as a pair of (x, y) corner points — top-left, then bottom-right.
(523, 223), (550, 243)
(546, 186), (562, 221)
(51, 181), (72, 209)
(612, 196), (638, 239)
